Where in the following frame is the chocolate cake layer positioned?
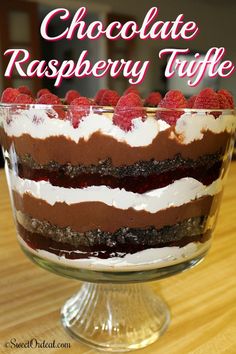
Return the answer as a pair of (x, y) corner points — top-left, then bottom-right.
(13, 191), (221, 233)
(17, 211), (208, 248)
(17, 219), (211, 260)
(0, 127), (232, 166)
(18, 151), (223, 178)
(16, 157), (222, 192)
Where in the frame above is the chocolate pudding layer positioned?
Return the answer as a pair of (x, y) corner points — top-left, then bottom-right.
(0, 127), (232, 167)
(13, 191), (221, 233)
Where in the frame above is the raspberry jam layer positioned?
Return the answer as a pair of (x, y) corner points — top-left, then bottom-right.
(16, 217), (211, 260)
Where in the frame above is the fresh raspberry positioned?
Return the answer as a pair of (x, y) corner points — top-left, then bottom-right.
(70, 97), (92, 106)
(18, 86), (32, 96)
(37, 88), (51, 98)
(193, 88), (220, 109)
(123, 86), (140, 96)
(218, 93), (232, 109)
(70, 97), (92, 128)
(37, 94), (65, 119)
(14, 94), (35, 104)
(144, 92), (162, 107)
(65, 90), (80, 104)
(193, 88), (221, 118)
(157, 90), (187, 125)
(94, 88), (107, 104)
(100, 90), (120, 106)
(217, 89), (234, 108)
(113, 93), (146, 131)
(117, 93), (143, 107)
(187, 95), (197, 108)
(1, 88), (19, 103)
(37, 93), (61, 104)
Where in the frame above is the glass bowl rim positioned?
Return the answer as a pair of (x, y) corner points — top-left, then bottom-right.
(0, 103), (235, 114)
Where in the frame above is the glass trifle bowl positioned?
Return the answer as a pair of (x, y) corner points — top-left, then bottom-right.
(0, 89), (235, 352)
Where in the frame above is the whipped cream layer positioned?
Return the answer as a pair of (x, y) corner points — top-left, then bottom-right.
(175, 112), (236, 144)
(18, 234), (210, 271)
(10, 171), (222, 213)
(3, 108), (169, 146)
(3, 107), (235, 147)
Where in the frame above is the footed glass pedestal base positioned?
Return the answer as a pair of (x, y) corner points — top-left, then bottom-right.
(61, 282), (170, 352)
(21, 241), (208, 351)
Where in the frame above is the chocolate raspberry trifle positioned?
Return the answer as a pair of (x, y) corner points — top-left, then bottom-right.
(0, 87), (235, 276)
